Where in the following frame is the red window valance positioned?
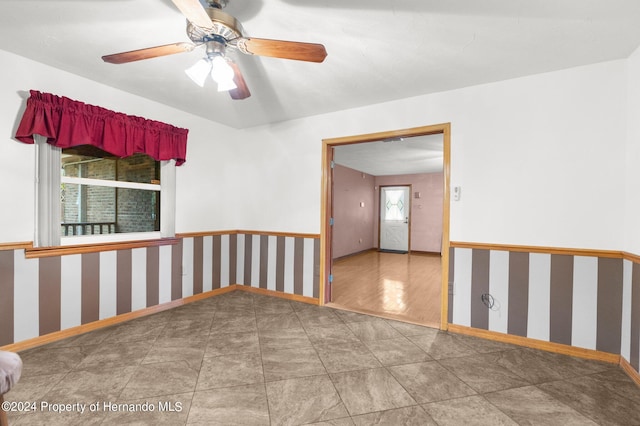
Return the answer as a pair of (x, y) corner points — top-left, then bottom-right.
(15, 90), (188, 165)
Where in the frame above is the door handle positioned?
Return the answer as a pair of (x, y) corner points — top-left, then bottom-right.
(404, 217), (408, 224)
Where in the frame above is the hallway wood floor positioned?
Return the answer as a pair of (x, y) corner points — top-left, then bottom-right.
(329, 250), (442, 328)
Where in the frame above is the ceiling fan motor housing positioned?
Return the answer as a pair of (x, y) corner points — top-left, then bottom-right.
(187, 8), (243, 45)
(207, 0), (228, 9)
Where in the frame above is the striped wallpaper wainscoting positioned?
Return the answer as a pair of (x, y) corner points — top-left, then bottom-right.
(449, 244), (640, 378)
(182, 233), (320, 299)
(0, 232), (320, 347)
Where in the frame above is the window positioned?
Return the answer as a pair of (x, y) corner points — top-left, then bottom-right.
(61, 146), (160, 236)
(35, 136), (176, 247)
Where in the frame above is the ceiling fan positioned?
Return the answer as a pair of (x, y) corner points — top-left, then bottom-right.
(102, 0), (328, 100)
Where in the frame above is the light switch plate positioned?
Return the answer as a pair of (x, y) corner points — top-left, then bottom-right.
(453, 186), (461, 201)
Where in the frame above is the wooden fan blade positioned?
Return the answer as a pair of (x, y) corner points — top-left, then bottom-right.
(102, 42), (196, 64)
(228, 61), (251, 100)
(234, 38), (327, 63)
(171, 0), (213, 30)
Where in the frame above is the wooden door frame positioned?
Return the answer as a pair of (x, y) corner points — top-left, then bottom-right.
(378, 184), (412, 253)
(320, 123), (451, 330)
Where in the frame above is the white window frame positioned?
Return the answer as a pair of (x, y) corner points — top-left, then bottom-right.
(34, 135), (176, 247)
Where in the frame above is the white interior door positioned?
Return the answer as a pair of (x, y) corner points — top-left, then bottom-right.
(380, 186), (410, 252)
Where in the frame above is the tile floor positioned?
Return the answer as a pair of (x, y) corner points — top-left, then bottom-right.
(5, 291), (640, 425)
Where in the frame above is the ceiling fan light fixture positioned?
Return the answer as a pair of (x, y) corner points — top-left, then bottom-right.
(185, 58), (212, 87)
(210, 55), (237, 91)
(216, 78), (237, 92)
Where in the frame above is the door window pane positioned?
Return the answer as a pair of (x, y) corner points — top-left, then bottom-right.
(385, 189), (405, 220)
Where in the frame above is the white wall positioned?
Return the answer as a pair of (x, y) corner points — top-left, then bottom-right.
(0, 52), (36, 243)
(237, 60), (627, 250)
(0, 49), (630, 251)
(0, 49), (240, 243)
(625, 44), (640, 255)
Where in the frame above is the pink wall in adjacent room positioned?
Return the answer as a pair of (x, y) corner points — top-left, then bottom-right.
(375, 172), (444, 253)
(333, 165), (443, 258)
(332, 164), (376, 259)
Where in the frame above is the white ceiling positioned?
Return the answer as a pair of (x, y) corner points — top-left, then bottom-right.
(334, 134), (443, 176)
(1, 1), (640, 129)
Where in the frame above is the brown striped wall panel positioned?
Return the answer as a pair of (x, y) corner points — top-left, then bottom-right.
(0, 250), (14, 345)
(0, 233), (320, 347)
(3, 237), (637, 379)
(450, 247), (639, 377)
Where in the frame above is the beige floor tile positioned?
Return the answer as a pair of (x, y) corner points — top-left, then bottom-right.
(485, 386), (598, 425)
(102, 322), (165, 344)
(188, 384), (269, 425)
(330, 368), (416, 416)
(385, 320), (439, 338)
(266, 375), (349, 425)
(204, 331), (260, 357)
(315, 341), (381, 373)
(438, 352), (531, 393)
(304, 324), (360, 346)
(363, 337), (432, 366)
(120, 361), (199, 400)
(75, 341), (152, 370)
(12, 407), (106, 426)
(296, 309), (344, 328)
(196, 352), (264, 390)
(19, 346), (96, 377)
(345, 320), (403, 341)
(407, 332), (477, 360)
(258, 327), (313, 350)
(159, 318), (213, 338)
(44, 365), (138, 402)
(256, 312), (303, 331)
(423, 395), (518, 426)
(254, 299), (294, 315)
(304, 418), (355, 426)
(351, 405), (437, 426)
(334, 309), (385, 323)
(388, 361), (476, 403)
(538, 372), (640, 425)
(210, 316), (257, 334)
(143, 345), (205, 371)
(4, 372), (66, 401)
(262, 346), (326, 382)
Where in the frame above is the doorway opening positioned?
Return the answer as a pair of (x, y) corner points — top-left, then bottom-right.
(320, 123), (451, 330)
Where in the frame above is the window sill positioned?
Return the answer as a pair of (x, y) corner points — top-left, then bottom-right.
(25, 237), (180, 259)
(61, 231), (163, 246)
